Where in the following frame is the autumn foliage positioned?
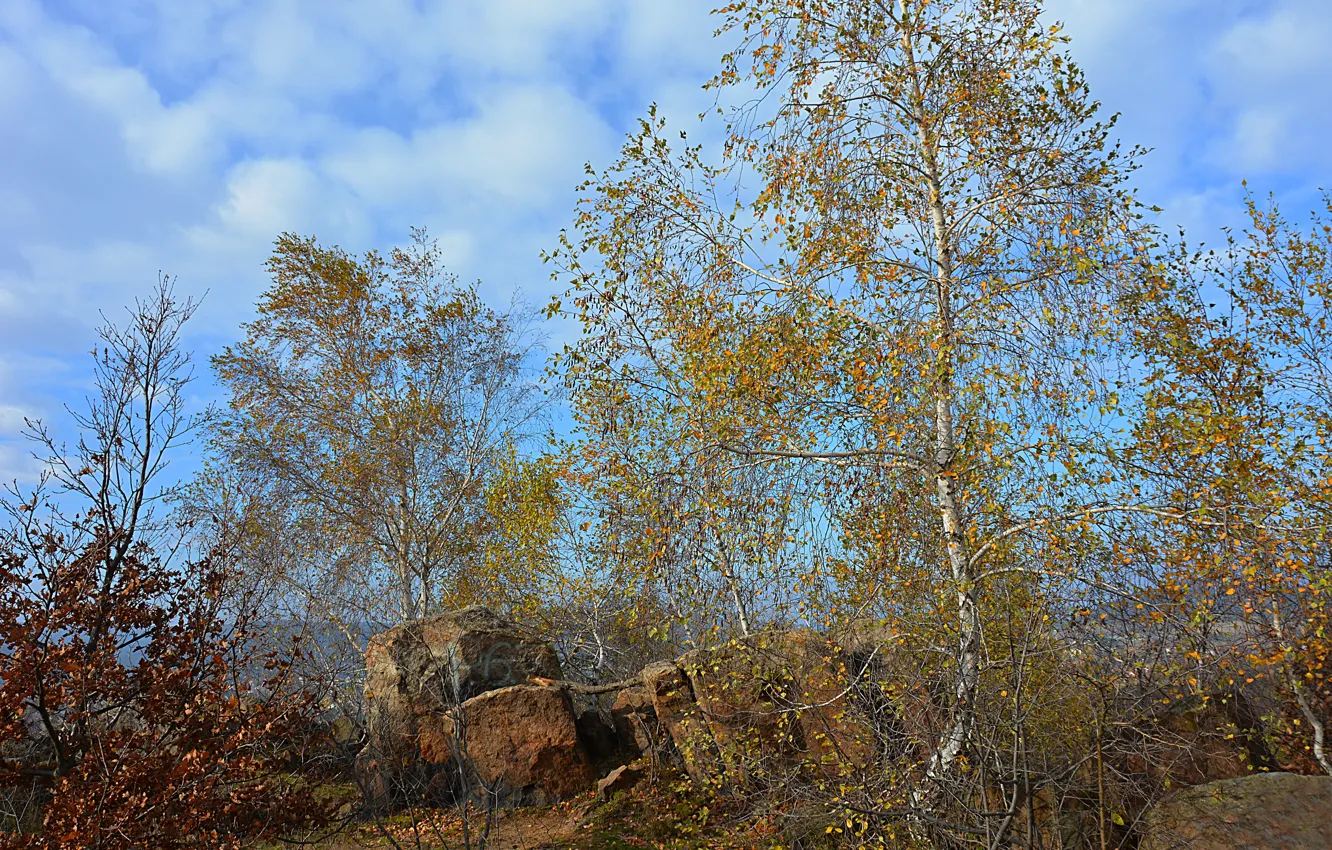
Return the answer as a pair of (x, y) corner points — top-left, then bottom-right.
(0, 284), (339, 848)
(0, 542), (335, 849)
(2, 1), (1330, 849)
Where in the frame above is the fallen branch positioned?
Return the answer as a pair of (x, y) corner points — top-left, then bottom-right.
(534, 675), (645, 696)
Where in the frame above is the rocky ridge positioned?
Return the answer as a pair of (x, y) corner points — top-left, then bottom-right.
(355, 606), (1332, 849)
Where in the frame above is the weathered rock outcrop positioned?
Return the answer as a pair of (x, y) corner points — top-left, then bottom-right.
(358, 606), (566, 808)
(610, 686), (659, 757)
(1139, 772), (1332, 849)
(639, 631), (873, 785)
(358, 611), (885, 808)
(358, 606), (1329, 839)
(452, 685), (596, 807)
(642, 659), (721, 782)
(688, 631), (873, 782)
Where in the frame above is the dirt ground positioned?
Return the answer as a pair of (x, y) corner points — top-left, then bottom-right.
(270, 764), (773, 850)
(302, 795), (592, 849)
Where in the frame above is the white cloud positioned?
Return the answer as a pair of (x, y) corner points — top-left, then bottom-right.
(2, 1), (220, 176)
(1227, 108), (1286, 172)
(380, 0), (611, 79)
(328, 85), (615, 208)
(1206, 1), (1332, 175)
(1046, 0), (1332, 236)
(616, 0), (720, 82)
(0, 352), (68, 486)
(0, 405), (29, 432)
(0, 43), (30, 108)
(0, 443), (44, 487)
(233, 2), (373, 96)
(3, 0), (1330, 485)
(0, 0), (729, 496)
(1213, 2), (1329, 77)
(214, 158), (342, 238)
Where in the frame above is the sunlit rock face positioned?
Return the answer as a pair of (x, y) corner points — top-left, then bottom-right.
(356, 605), (565, 808)
(450, 684), (597, 807)
(1139, 772), (1332, 850)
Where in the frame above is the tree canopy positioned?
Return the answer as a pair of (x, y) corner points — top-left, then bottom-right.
(211, 229), (546, 627)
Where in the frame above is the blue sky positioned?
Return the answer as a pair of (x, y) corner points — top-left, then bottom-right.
(2, 0), (1331, 483)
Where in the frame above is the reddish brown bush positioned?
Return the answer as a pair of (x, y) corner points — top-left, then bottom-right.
(0, 281), (341, 848)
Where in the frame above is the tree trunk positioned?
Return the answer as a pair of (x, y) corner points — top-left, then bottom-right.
(901, 2), (981, 804)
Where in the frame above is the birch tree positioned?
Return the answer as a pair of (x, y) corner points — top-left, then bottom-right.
(1122, 195), (1332, 776)
(551, 0), (1154, 825)
(212, 229), (544, 628)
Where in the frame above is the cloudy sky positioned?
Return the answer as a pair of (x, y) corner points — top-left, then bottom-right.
(2, 0), (1331, 483)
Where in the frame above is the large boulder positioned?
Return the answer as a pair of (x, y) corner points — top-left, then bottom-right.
(451, 684), (597, 807)
(1139, 772), (1332, 849)
(610, 686), (660, 757)
(678, 630), (873, 784)
(365, 605), (562, 706)
(642, 660), (721, 782)
(641, 631), (874, 787)
(358, 606), (564, 807)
